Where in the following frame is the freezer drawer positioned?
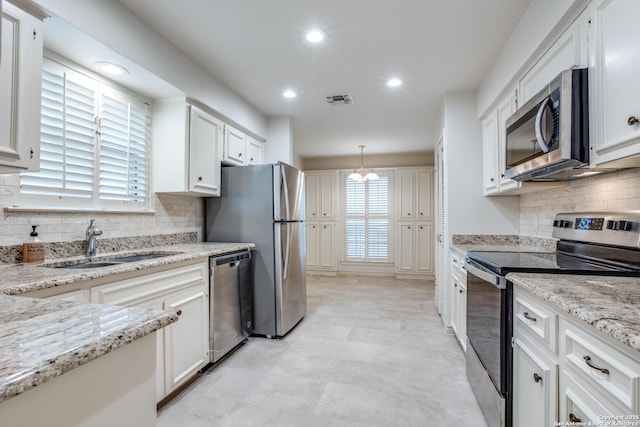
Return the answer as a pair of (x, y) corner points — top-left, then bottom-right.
(210, 250), (252, 363)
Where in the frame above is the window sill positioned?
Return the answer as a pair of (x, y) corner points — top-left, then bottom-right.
(5, 206), (156, 215)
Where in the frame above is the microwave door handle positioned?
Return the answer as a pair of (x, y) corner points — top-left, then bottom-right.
(534, 96), (551, 153)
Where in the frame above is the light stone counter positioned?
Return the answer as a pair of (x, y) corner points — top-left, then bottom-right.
(0, 295), (176, 403)
(450, 234), (557, 255)
(508, 273), (640, 353)
(0, 241), (253, 404)
(0, 242), (253, 295)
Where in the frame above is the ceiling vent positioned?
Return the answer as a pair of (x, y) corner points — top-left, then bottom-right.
(326, 94), (354, 105)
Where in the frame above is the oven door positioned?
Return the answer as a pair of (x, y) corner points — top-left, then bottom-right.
(465, 258), (512, 427)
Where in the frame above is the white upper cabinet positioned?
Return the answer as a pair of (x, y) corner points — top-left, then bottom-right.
(153, 98), (223, 196)
(222, 124), (246, 165)
(395, 168), (433, 219)
(496, 91), (520, 192)
(519, 18), (587, 106)
(589, 0), (640, 166)
(246, 137), (264, 165)
(0, 0), (44, 173)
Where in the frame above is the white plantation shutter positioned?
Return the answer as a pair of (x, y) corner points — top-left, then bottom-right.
(21, 66), (97, 202)
(344, 172), (390, 262)
(99, 87), (149, 203)
(20, 58), (150, 210)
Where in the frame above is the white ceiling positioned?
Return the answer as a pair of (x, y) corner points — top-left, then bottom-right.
(92, 1), (532, 158)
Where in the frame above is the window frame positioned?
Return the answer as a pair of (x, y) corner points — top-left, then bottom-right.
(18, 55), (152, 212)
(340, 169), (394, 264)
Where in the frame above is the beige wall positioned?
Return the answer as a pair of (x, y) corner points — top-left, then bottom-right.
(301, 151), (434, 171)
(0, 174), (203, 246)
(520, 168), (640, 237)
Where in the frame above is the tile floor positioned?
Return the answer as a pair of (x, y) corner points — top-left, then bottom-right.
(157, 275), (488, 427)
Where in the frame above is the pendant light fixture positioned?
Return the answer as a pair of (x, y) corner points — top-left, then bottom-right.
(348, 145), (379, 182)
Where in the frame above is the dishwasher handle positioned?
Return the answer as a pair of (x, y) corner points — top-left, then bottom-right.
(211, 250), (251, 267)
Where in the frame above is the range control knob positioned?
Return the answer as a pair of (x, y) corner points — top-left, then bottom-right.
(553, 219), (571, 228)
(607, 220), (634, 231)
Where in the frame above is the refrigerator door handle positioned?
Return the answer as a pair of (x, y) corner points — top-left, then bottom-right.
(282, 223), (291, 280)
(281, 163), (291, 220)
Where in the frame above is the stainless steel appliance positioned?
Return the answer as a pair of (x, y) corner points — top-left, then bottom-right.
(504, 68), (589, 182)
(465, 211), (640, 427)
(210, 250), (252, 363)
(205, 162), (306, 338)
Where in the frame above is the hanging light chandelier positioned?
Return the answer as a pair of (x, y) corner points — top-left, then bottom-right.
(348, 145), (379, 182)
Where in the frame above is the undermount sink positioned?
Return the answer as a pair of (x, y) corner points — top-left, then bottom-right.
(44, 252), (180, 269)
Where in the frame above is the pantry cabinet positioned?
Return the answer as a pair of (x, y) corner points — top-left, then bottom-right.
(0, 0), (45, 173)
(306, 221), (337, 272)
(153, 98), (223, 196)
(396, 222), (433, 275)
(305, 171), (338, 220)
(395, 169), (433, 220)
(589, 0), (640, 166)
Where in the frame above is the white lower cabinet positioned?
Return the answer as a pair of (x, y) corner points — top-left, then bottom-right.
(513, 285), (640, 426)
(90, 261), (209, 402)
(513, 337), (557, 427)
(449, 250), (466, 350)
(306, 222), (337, 273)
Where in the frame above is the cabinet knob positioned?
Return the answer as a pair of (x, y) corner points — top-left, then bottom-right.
(419, 226), (423, 229)
(312, 212), (316, 216)
(238, 153), (242, 157)
(533, 373), (542, 383)
(312, 225), (316, 229)
(490, 177), (495, 182)
(198, 176), (203, 181)
(250, 157), (254, 162)
(176, 310), (182, 316)
(569, 414), (582, 423)
(408, 226), (411, 230)
(408, 213), (411, 216)
(30, 147), (34, 159)
(501, 173), (505, 178)
(628, 116), (639, 126)
(323, 213), (326, 216)
(459, 289), (463, 294)
(420, 212), (424, 216)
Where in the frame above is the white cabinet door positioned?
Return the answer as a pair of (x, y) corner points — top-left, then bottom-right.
(163, 285), (209, 395)
(246, 137), (263, 165)
(153, 99), (222, 196)
(590, 0), (640, 166)
(416, 223), (433, 273)
(306, 222), (319, 268)
(397, 171), (415, 219)
(189, 107), (223, 195)
(396, 223), (414, 272)
(482, 111), (499, 195)
(513, 337), (558, 427)
(0, 1), (43, 172)
(319, 223), (336, 269)
(416, 170), (433, 220)
(223, 125), (246, 165)
(305, 172), (337, 220)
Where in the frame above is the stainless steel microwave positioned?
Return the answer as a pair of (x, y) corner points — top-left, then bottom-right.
(504, 68), (589, 182)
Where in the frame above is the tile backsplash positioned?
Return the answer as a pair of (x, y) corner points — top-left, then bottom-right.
(520, 168), (640, 237)
(0, 174), (203, 246)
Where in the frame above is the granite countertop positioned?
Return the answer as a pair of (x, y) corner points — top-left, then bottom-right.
(0, 295), (177, 403)
(0, 241), (253, 404)
(0, 242), (254, 296)
(508, 273), (640, 353)
(450, 235), (557, 255)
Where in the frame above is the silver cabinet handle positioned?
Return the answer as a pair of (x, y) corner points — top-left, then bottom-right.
(523, 312), (537, 323)
(583, 356), (609, 375)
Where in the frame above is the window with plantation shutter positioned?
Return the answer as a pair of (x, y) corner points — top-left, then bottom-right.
(20, 57), (150, 211)
(344, 172), (391, 262)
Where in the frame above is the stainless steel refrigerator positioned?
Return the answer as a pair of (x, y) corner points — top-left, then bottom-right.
(205, 162), (306, 337)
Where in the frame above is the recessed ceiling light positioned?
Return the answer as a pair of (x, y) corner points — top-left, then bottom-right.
(304, 28), (327, 43)
(283, 90), (297, 99)
(387, 78), (403, 87)
(95, 62), (129, 76)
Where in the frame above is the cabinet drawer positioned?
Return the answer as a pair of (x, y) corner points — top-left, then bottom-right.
(514, 291), (558, 354)
(450, 251), (466, 278)
(560, 318), (640, 412)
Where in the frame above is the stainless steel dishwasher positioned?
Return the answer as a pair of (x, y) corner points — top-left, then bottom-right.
(210, 250), (252, 363)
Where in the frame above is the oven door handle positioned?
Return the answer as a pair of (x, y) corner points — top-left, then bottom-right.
(465, 258), (507, 289)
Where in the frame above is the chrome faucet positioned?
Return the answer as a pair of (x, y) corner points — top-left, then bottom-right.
(85, 219), (103, 257)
